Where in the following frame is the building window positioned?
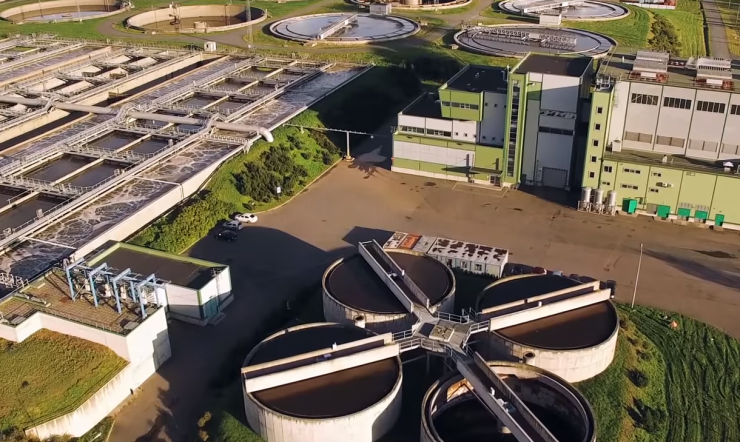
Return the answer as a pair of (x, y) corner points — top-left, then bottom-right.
(603, 165), (613, 173)
(474, 264), (483, 271)
(689, 139), (719, 152)
(731, 104), (740, 116)
(649, 188), (659, 193)
(631, 93), (659, 106)
(400, 126), (424, 134)
(450, 102), (480, 110)
(624, 131), (653, 144)
(663, 97), (692, 109)
(652, 172), (662, 177)
(591, 156), (597, 163)
(426, 129), (451, 137)
(602, 181), (611, 186)
(441, 101), (450, 106)
(589, 172), (595, 178)
(538, 126), (574, 136)
(592, 140), (599, 147)
(623, 168), (641, 174)
(655, 136), (685, 148)
(621, 184), (639, 190)
(597, 107), (603, 114)
(722, 143), (739, 155)
(595, 123), (601, 130)
(696, 100), (726, 113)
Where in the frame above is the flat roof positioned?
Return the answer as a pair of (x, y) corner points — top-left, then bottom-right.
(0, 269), (154, 334)
(402, 93), (444, 119)
(247, 324), (399, 418)
(384, 232), (509, 268)
(515, 54), (592, 77)
(604, 149), (736, 176)
(598, 52), (740, 93)
(445, 66), (508, 93)
(89, 243), (224, 290)
(477, 275), (617, 349)
(325, 252), (453, 314)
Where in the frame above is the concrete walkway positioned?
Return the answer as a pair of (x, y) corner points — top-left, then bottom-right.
(702, 0), (732, 58)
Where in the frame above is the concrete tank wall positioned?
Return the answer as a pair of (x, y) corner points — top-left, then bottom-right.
(242, 322), (403, 442)
(479, 303), (620, 383)
(321, 252), (456, 335)
(421, 362), (596, 442)
(126, 5), (266, 34)
(1, 0), (128, 23)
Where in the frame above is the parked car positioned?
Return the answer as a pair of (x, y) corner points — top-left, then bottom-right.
(223, 220), (243, 231)
(552, 270), (563, 277)
(532, 266), (547, 275)
(216, 230), (238, 242)
(235, 213), (258, 224)
(510, 264), (525, 276)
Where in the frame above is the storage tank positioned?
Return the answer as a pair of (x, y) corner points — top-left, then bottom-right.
(242, 323), (403, 442)
(606, 189), (618, 207)
(581, 186), (592, 203)
(475, 275), (619, 382)
(420, 361), (596, 442)
(592, 187), (604, 204)
(402, 0), (421, 5)
(322, 249), (456, 334)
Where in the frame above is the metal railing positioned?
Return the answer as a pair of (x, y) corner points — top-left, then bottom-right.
(202, 134), (251, 144)
(367, 240), (432, 311)
(435, 311), (471, 323)
(66, 144), (147, 163)
(0, 42), (84, 78)
(0, 176), (83, 196)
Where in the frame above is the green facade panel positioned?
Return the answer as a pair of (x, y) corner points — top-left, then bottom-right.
(392, 158), (420, 170)
(395, 134), (421, 143)
(583, 90), (612, 190)
(474, 145), (504, 171)
(447, 140), (476, 151)
(710, 176), (740, 224)
(614, 163), (650, 204)
(677, 172), (716, 210)
(644, 167), (682, 208)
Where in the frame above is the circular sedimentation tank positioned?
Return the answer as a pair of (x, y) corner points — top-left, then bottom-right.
(0, 0), (129, 23)
(454, 24), (615, 58)
(421, 361), (596, 442)
(323, 249), (456, 333)
(498, 0), (629, 20)
(270, 13), (420, 45)
(350, 0), (472, 11)
(126, 5), (266, 34)
(242, 323), (402, 442)
(476, 274), (618, 383)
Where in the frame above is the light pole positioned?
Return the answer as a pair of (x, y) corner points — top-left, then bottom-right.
(631, 243), (643, 309)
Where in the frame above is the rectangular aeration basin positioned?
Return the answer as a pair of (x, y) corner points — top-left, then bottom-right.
(0, 195), (68, 232)
(24, 155), (93, 182)
(89, 131), (142, 150)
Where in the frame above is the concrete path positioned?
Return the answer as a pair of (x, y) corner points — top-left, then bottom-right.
(702, 0), (732, 58)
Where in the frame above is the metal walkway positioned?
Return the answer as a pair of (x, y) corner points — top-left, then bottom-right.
(358, 240), (559, 442)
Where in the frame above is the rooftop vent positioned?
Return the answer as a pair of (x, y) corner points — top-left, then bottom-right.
(694, 57), (732, 80)
(633, 50), (669, 74)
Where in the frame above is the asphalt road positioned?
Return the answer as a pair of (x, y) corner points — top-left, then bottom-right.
(703, 0), (733, 58)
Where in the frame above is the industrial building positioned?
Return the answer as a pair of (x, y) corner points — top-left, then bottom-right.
(581, 51), (740, 227)
(392, 53), (595, 189)
(87, 242), (233, 326)
(243, 233), (615, 442)
(0, 35), (366, 439)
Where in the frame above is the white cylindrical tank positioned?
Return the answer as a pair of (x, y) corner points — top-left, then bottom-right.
(354, 315), (366, 328)
(476, 275), (619, 382)
(606, 190), (617, 207)
(581, 186), (592, 202)
(593, 188), (604, 204)
(322, 250), (456, 334)
(421, 362), (597, 442)
(243, 323), (403, 442)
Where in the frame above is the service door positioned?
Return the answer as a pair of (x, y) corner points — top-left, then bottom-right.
(542, 167), (568, 189)
(203, 297), (220, 319)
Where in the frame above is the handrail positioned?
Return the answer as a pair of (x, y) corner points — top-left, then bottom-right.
(435, 311), (470, 323)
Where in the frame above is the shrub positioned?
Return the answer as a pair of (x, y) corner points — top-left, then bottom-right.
(630, 369), (650, 388)
(634, 399), (666, 433)
(649, 15), (681, 54)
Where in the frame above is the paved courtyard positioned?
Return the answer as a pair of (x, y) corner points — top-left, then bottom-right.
(110, 154), (740, 441)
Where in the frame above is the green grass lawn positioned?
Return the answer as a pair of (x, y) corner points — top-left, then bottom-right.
(578, 304), (740, 442)
(651, 9), (707, 56)
(0, 330), (127, 432)
(570, 5), (651, 48)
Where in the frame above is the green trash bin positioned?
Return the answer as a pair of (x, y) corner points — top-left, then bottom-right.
(715, 214), (725, 227)
(622, 198), (637, 214)
(657, 205), (671, 219)
(695, 210), (708, 221)
(677, 207), (691, 218)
